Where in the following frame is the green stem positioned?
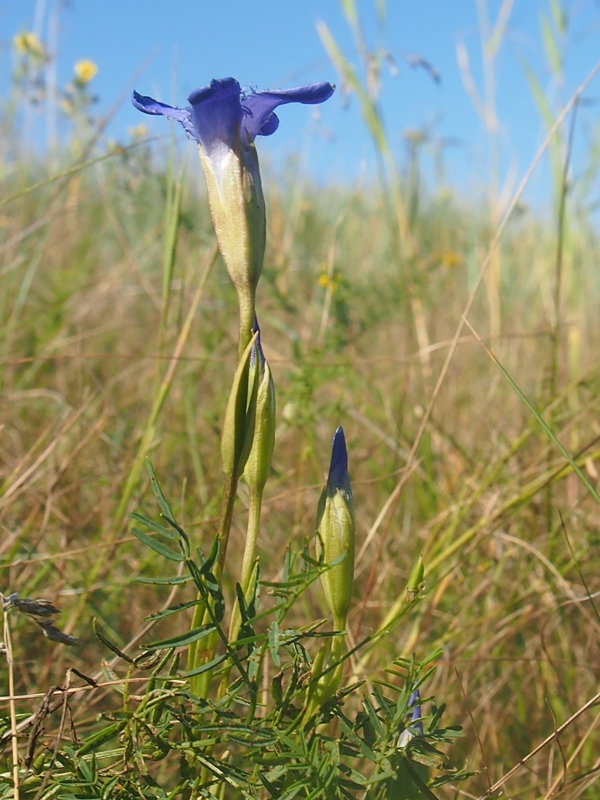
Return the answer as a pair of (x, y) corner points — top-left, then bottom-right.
(213, 284), (256, 577)
(187, 479), (237, 694)
(300, 622), (347, 727)
(188, 286), (257, 695)
(228, 488), (262, 642)
(237, 285), (256, 360)
(214, 488), (263, 700)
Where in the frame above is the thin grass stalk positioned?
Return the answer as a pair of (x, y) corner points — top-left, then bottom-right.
(0, 142), (151, 211)
(546, 100), (578, 536)
(400, 57), (600, 532)
(477, 0), (515, 338)
(465, 317), (600, 504)
(477, 688), (600, 800)
(157, 157), (184, 366)
(361, 436), (600, 671)
(1, 225), (50, 370)
(113, 245), (218, 526)
(3, 603), (20, 799)
(71, 244), (219, 617)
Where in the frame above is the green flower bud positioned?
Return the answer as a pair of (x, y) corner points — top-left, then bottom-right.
(316, 427), (355, 631)
(406, 554), (425, 600)
(242, 324), (276, 496)
(221, 332), (258, 480)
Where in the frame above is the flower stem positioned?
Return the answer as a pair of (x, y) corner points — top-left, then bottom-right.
(230, 489), (261, 642)
(188, 288), (257, 695)
(236, 285), (256, 360)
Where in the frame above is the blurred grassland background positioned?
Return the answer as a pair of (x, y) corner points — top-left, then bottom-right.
(2, 0), (600, 796)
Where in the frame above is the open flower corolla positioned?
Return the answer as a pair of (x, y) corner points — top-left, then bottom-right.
(132, 78), (334, 163)
(132, 77), (334, 295)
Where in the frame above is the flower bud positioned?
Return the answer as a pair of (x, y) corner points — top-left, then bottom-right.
(221, 332), (258, 480)
(242, 324), (276, 495)
(406, 554), (425, 600)
(316, 426), (355, 631)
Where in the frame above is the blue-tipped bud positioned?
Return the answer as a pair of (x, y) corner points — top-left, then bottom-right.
(316, 427), (355, 631)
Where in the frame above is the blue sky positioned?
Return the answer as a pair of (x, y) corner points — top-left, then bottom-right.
(2, 0), (600, 211)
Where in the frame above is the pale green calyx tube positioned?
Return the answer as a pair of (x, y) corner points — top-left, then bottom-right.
(197, 138), (266, 297)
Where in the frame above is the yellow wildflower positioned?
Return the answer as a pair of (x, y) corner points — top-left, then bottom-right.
(74, 59), (98, 85)
(318, 269), (338, 292)
(14, 32), (44, 57)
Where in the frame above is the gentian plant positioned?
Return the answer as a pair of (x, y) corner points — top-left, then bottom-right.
(134, 79), (335, 690)
(56, 74), (475, 797)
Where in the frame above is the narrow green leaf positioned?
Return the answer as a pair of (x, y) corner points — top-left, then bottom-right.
(362, 695), (384, 736)
(268, 621), (281, 668)
(179, 652), (229, 677)
(206, 575), (225, 623)
(162, 514), (190, 556)
(134, 575), (190, 585)
(221, 332), (257, 478)
(145, 457), (174, 519)
(200, 534), (220, 574)
(99, 664), (127, 698)
(130, 510), (177, 540)
(131, 528), (183, 561)
(77, 721), (128, 755)
(144, 598), (204, 621)
(520, 56), (562, 188)
(77, 754), (96, 783)
(142, 623), (216, 650)
(187, 557), (205, 595)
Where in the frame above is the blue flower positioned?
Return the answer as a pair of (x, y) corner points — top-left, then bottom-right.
(132, 78), (334, 300)
(132, 77), (334, 175)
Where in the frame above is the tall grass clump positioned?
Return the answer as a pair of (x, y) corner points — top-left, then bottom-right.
(2, 1), (600, 798)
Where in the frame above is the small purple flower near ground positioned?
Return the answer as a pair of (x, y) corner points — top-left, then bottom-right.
(398, 688), (424, 749)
